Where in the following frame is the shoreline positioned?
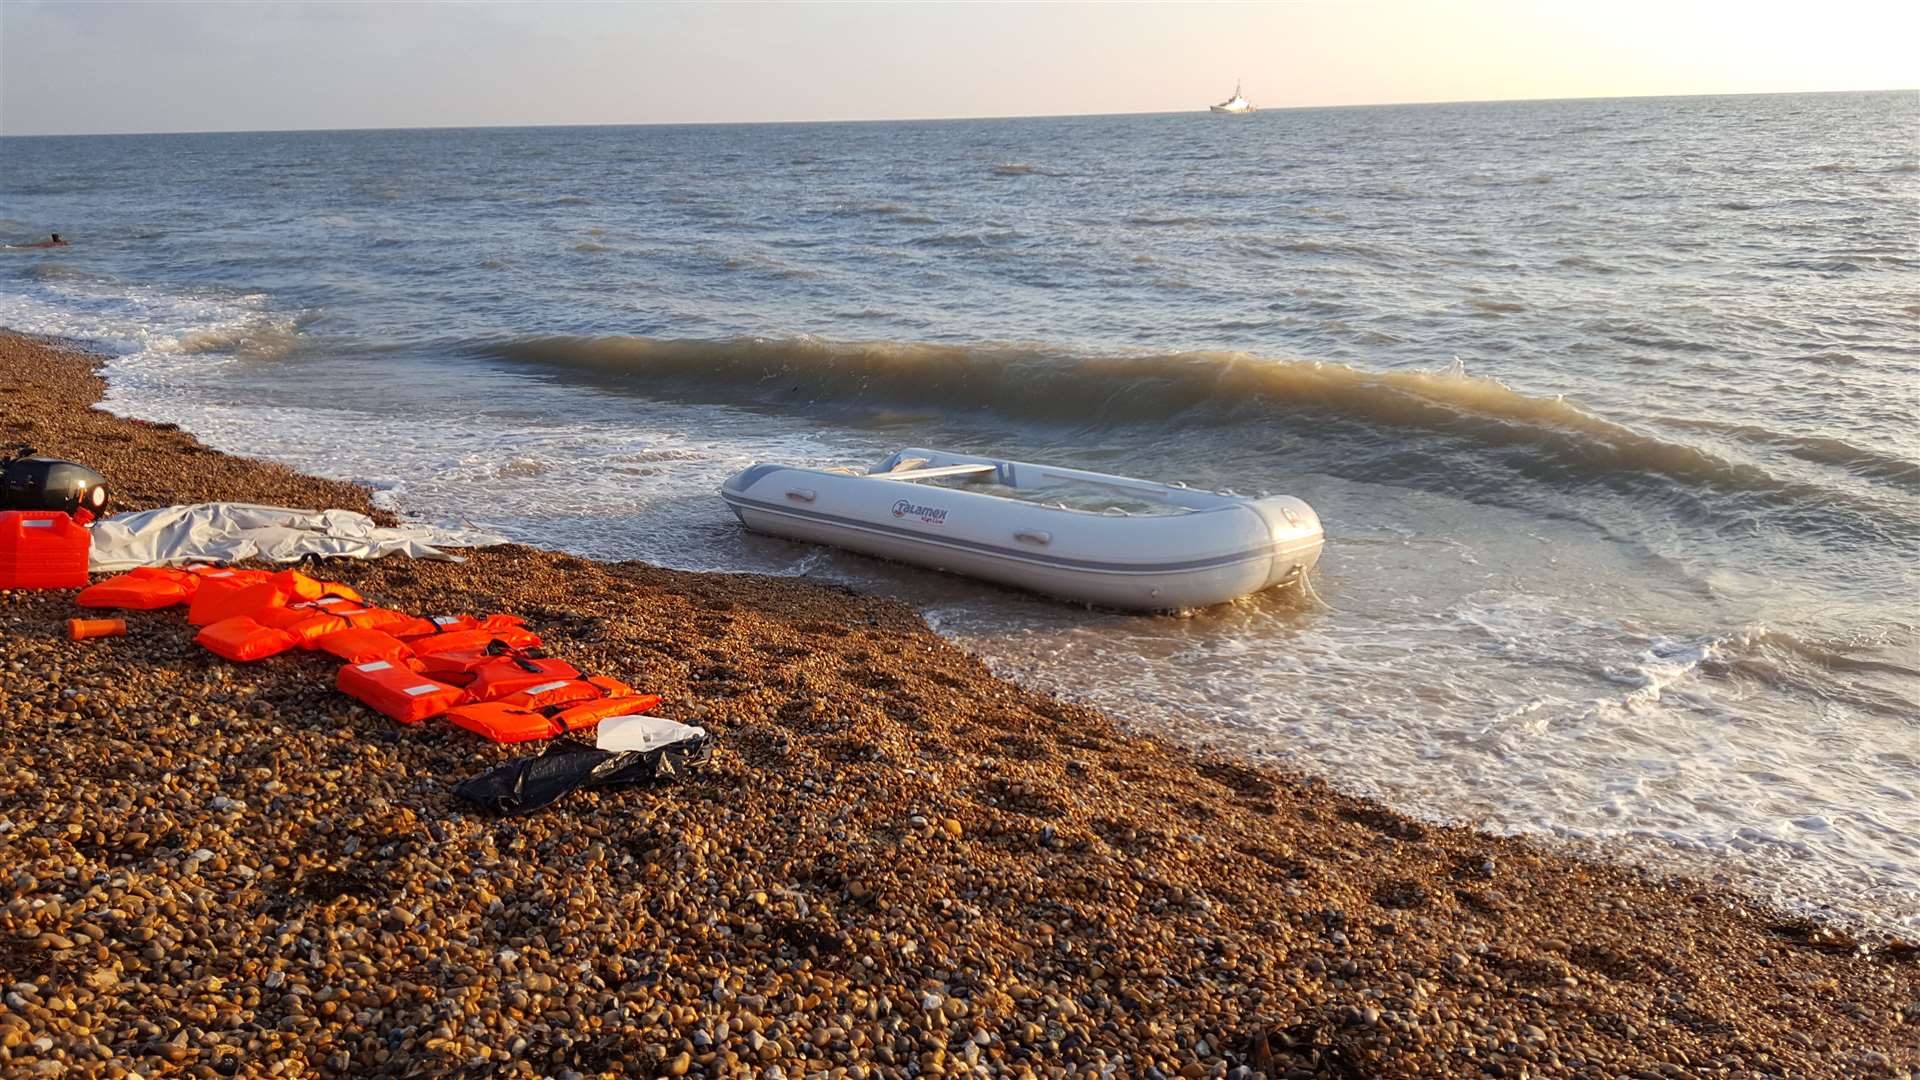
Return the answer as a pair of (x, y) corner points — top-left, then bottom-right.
(0, 330), (1912, 1076)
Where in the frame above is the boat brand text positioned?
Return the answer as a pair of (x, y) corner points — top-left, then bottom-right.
(892, 499), (949, 525)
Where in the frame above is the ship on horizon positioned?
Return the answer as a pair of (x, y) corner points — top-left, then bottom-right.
(1209, 81), (1256, 114)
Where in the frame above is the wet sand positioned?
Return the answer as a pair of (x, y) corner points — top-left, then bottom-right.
(1, 331), (1914, 1077)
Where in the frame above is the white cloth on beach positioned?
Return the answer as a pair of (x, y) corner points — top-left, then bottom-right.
(597, 714), (708, 754)
(87, 502), (502, 571)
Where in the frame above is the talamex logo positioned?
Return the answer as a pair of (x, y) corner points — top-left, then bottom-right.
(892, 498), (949, 524)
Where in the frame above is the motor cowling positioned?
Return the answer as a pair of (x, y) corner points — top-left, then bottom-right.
(1, 447), (109, 517)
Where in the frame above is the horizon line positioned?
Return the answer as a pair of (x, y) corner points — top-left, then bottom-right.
(0, 86), (1909, 140)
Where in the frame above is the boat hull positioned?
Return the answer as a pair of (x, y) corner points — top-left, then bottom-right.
(721, 453), (1323, 611)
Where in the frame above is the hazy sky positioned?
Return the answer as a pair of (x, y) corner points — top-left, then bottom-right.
(2, 1), (1914, 135)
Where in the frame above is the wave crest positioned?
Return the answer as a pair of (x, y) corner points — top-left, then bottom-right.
(479, 335), (1792, 496)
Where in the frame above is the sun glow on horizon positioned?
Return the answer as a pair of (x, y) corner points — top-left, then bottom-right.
(1, 0), (1915, 136)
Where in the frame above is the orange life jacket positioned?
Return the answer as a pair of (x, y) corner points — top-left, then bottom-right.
(336, 661), (464, 724)
(267, 569), (362, 604)
(184, 570), (278, 625)
(314, 604), (417, 634)
(447, 692), (661, 743)
(409, 629), (547, 678)
(255, 601), (352, 646)
(76, 566), (202, 610)
(499, 674), (652, 722)
(409, 625), (544, 658)
(315, 627), (418, 667)
(552, 693), (661, 729)
(392, 613), (528, 640)
(445, 701), (565, 743)
(585, 674), (636, 697)
(383, 615), (441, 639)
(498, 677), (603, 711)
(195, 615), (300, 662)
(461, 654), (582, 702)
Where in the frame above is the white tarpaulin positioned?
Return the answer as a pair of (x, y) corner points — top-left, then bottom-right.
(88, 502), (502, 571)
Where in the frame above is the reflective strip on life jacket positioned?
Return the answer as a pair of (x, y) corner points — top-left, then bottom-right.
(336, 661), (463, 725)
(195, 615), (300, 662)
(76, 567), (201, 610)
(315, 627), (418, 667)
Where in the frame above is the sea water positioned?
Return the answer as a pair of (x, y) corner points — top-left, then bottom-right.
(3, 91), (1916, 931)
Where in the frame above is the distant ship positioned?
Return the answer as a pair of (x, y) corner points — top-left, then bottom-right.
(1210, 82), (1256, 114)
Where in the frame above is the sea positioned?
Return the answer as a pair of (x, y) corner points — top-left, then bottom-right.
(3, 90), (1916, 933)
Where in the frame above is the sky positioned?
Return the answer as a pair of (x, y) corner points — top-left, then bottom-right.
(1, 0), (1915, 136)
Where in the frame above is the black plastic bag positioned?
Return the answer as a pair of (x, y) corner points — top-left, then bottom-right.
(452, 734), (711, 816)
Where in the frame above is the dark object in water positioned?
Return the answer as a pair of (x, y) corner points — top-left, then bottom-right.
(1, 447), (108, 516)
(453, 734), (710, 816)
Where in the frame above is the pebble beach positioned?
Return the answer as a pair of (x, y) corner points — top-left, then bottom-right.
(0, 330), (1914, 1077)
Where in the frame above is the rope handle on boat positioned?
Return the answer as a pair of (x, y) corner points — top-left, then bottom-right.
(1297, 566), (1337, 613)
(1013, 529), (1051, 546)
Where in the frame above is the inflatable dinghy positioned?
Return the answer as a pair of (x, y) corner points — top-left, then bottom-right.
(721, 448), (1323, 611)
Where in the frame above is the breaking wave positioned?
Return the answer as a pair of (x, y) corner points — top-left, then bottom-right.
(475, 335), (1915, 544)
(171, 313), (313, 362)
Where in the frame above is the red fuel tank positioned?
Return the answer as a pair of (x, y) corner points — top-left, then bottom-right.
(0, 511), (90, 589)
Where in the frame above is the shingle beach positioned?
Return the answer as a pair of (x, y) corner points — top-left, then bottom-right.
(1, 332), (1914, 1078)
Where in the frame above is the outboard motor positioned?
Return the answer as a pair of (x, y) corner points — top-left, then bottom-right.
(1, 447), (109, 517)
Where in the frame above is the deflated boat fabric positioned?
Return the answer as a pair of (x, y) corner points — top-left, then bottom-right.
(453, 732), (711, 816)
(87, 503), (502, 572)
